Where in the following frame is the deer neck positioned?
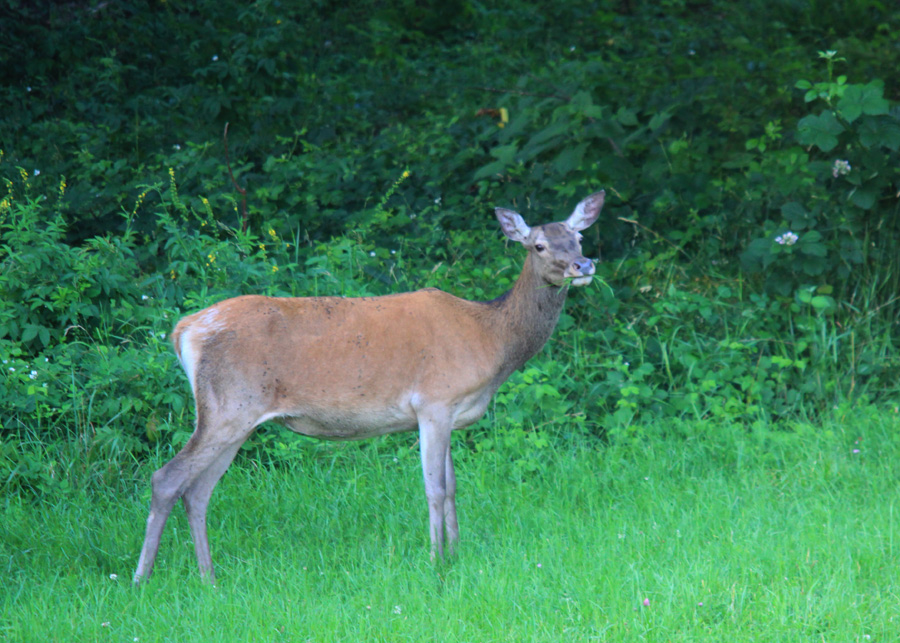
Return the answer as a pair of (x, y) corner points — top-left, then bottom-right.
(490, 255), (569, 376)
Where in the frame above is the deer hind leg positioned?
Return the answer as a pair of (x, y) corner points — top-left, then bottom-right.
(443, 447), (459, 555)
(181, 440), (245, 583)
(133, 413), (252, 584)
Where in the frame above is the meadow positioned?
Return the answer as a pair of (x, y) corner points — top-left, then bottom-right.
(4, 408), (898, 642)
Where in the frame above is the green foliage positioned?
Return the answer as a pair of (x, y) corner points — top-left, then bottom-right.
(2, 1), (900, 494)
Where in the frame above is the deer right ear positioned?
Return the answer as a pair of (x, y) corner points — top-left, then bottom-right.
(495, 208), (532, 243)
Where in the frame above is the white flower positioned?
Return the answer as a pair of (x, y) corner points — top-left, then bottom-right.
(29, 370), (37, 380)
(212, 55), (219, 62)
(109, 573), (118, 581)
(392, 605), (402, 614)
(142, 295), (149, 301)
(775, 231), (799, 246)
(369, 251), (376, 257)
(832, 159), (851, 177)
(34, 169), (40, 176)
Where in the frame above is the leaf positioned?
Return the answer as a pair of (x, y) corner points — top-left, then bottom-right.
(849, 186), (878, 210)
(474, 159), (511, 180)
(552, 143), (587, 175)
(837, 82), (889, 124)
(781, 202), (812, 230)
(616, 107), (639, 126)
(489, 143), (518, 163)
(797, 111), (843, 152)
(810, 295), (835, 311)
(858, 115), (900, 151)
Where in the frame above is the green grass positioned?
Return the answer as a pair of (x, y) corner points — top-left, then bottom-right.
(3, 409), (900, 642)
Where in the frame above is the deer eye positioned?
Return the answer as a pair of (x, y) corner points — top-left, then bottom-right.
(534, 243), (545, 252)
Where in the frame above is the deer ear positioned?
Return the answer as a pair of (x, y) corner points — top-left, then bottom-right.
(566, 190), (605, 231)
(495, 208), (532, 243)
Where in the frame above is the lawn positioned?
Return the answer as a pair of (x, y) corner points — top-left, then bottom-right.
(3, 409), (899, 642)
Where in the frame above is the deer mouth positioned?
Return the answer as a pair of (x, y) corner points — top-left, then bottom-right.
(564, 262), (595, 287)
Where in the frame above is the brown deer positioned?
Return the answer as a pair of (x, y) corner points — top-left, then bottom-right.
(134, 191), (604, 583)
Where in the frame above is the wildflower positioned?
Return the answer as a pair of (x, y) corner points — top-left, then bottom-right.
(142, 295), (149, 301)
(173, 144), (181, 151)
(537, 563), (542, 568)
(109, 574), (118, 581)
(34, 169), (40, 176)
(29, 370), (37, 380)
(369, 251), (376, 257)
(8, 367), (14, 372)
(775, 231), (799, 246)
(832, 159), (851, 177)
(212, 55), (219, 62)
(852, 449), (860, 454)
(643, 598), (650, 607)
(402, 170), (410, 179)
(698, 602), (703, 607)
(268, 227), (278, 239)
(272, 264), (279, 273)
(392, 605), (402, 615)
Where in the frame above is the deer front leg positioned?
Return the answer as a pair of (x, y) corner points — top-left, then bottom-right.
(418, 415), (452, 559)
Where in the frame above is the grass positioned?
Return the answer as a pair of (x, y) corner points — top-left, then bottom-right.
(2, 408), (900, 642)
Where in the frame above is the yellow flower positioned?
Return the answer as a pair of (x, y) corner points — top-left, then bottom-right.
(268, 227), (277, 239)
(402, 170), (410, 179)
(272, 264), (279, 273)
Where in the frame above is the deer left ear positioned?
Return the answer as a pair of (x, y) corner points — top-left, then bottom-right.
(566, 190), (605, 231)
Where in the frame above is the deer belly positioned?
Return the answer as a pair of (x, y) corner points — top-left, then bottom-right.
(277, 403), (419, 440)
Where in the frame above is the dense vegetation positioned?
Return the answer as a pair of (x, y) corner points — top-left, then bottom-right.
(2, 0), (900, 494)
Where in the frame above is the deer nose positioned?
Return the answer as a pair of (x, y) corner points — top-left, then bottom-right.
(573, 258), (594, 274)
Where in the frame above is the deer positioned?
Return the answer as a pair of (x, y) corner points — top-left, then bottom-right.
(133, 190), (605, 584)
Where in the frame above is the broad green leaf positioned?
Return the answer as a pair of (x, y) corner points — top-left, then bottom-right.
(797, 111), (843, 152)
(552, 143), (587, 175)
(858, 115), (900, 150)
(849, 186), (878, 210)
(837, 82), (889, 123)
